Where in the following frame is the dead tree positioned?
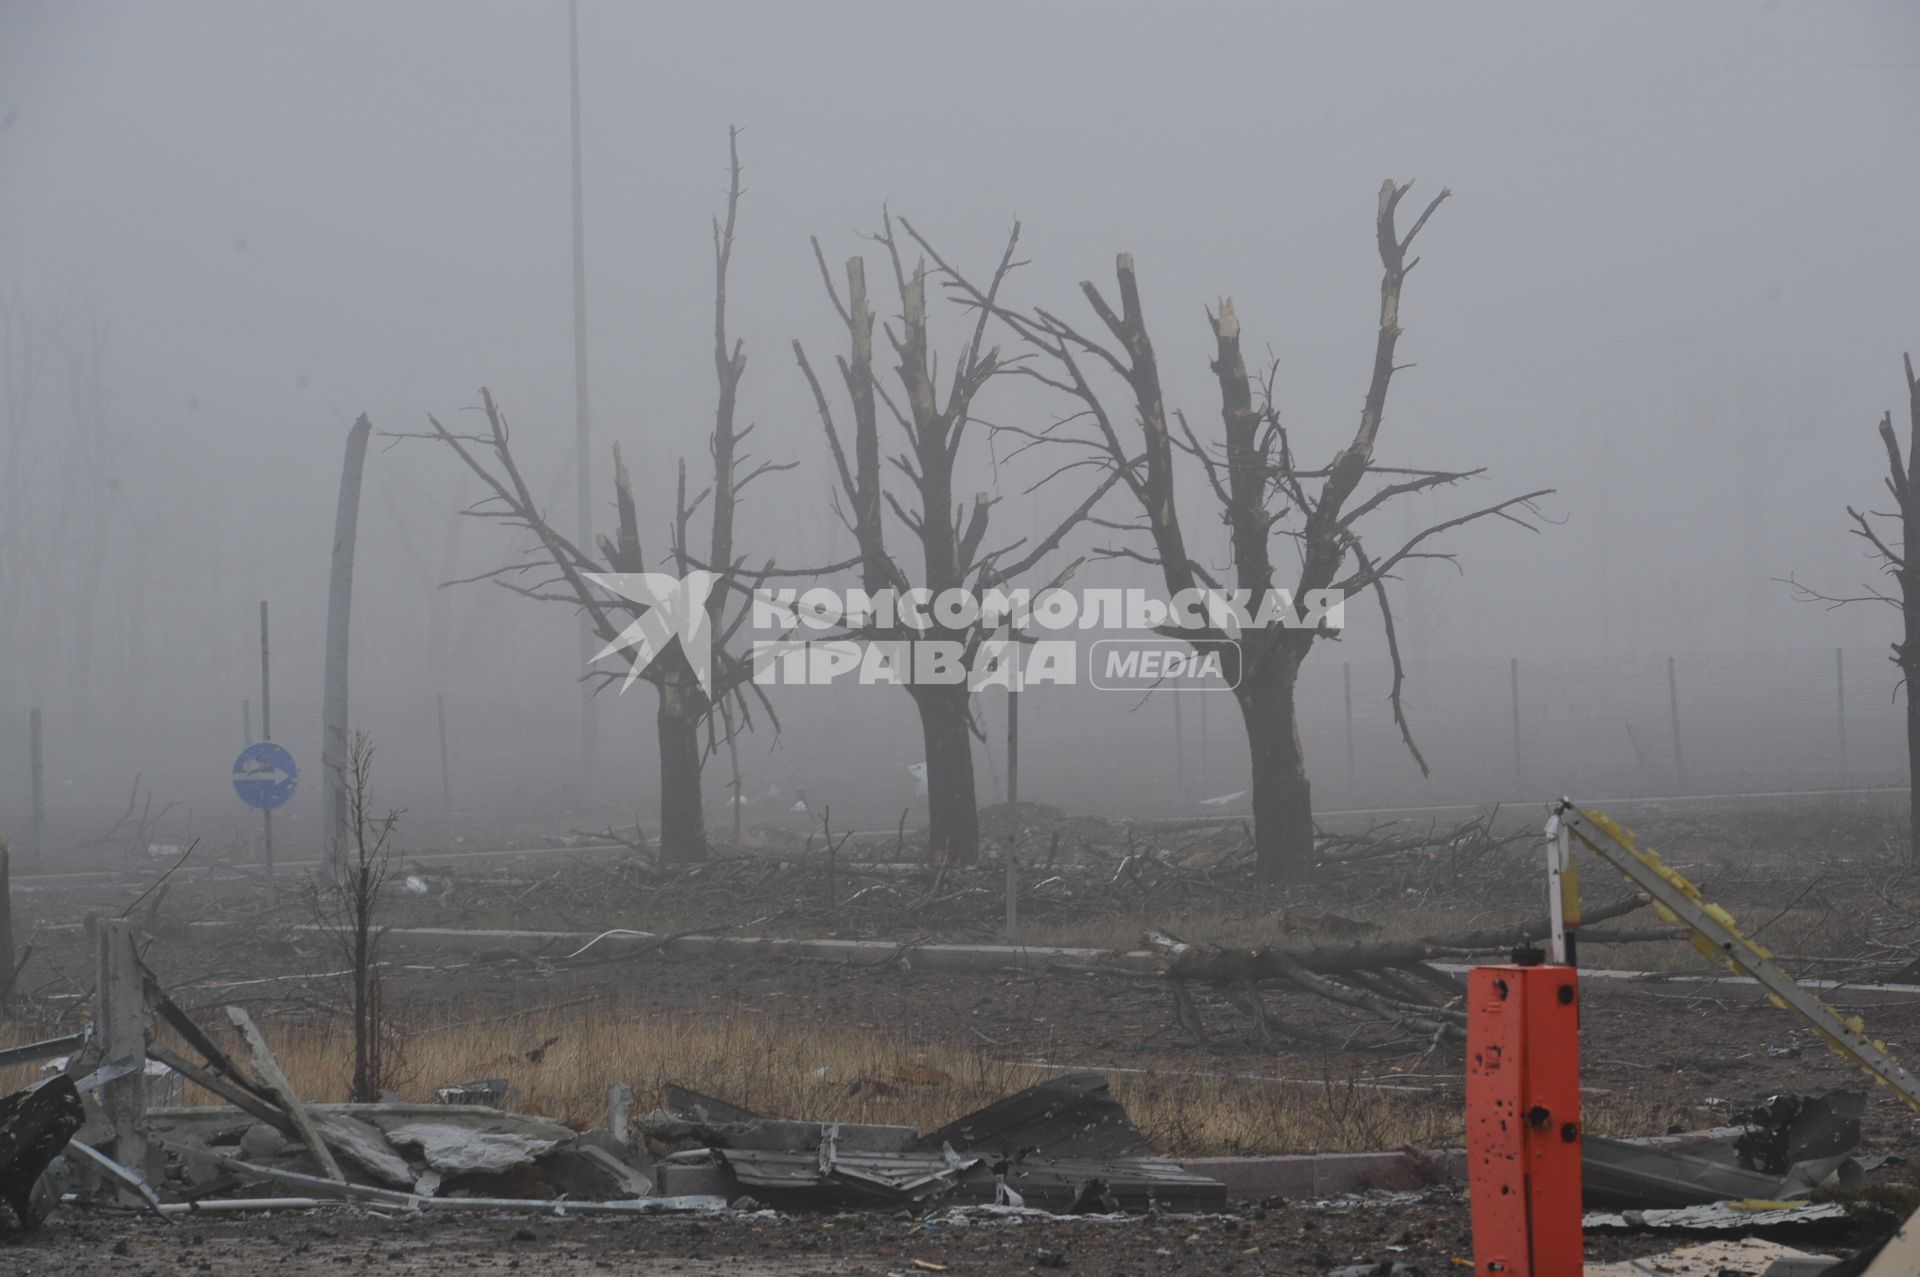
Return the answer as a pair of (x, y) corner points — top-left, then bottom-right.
(329, 731), (398, 1102)
(420, 130), (782, 862)
(794, 216), (1121, 865)
(919, 183), (1551, 880)
(1789, 354), (1920, 861)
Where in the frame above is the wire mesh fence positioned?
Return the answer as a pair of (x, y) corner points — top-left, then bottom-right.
(0, 644), (1903, 861)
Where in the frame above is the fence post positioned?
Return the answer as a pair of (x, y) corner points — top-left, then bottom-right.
(1198, 686), (1210, 795)
(1172, 690), (1187, 805)
(1342, 662), (1357, 797)
(0, 838), (13, 1010)
(437, 692), (454, 848)
(1667, 655), (1686, 791)
(96, 917), (147, 1184)
(260, 600), (275, 909)
(1510, 657), (1523, 797)
(28, 709), (45, 862)
(1006, 644), (1021, 944)
(1835, 647), (1847, 763)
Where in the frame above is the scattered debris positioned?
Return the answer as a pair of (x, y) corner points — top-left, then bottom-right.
(433, 1078), (511, 1107)
(1584, 1200), (1851, 1231)
(684, 1072), (1223, 1211)
(1583, 1131), (1860, 1210)
(1146, 892), (1646, 1046)
(1852, 1198), (1920, 1275)
(387, 1118), (566, 1174)
(1584, 1238), (1838, 1276)
(1737, 1091), (1865, 1176)
(0, 1077), (84, 1227)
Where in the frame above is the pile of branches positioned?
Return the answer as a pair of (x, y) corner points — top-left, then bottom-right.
(1144, 893), (1664, 1051)
(381, 809), (1541, 944)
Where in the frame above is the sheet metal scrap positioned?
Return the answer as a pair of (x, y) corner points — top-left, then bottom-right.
(0, 1076), (84, 1228)
(1736, 1091), (1865, 1176)
(1585, 1200), (1851, 1231)
(663, 1083), (765, 1125)
(1583, 1134), (1858, 1211)
(714, 1073), (1224, 1212)
(1585, 1239), (1839, 1277)
(920, 1072), (1223, 1212)
(719, 1144), (982, 1204)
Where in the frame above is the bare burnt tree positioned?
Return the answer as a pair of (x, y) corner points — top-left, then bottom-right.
(920, 182), (1550, 880)
(419, 130), (782, 862)
(1788, 354), (1920, 861)
(334, 731), (398, 1103)
(793, 217), (1120, 865)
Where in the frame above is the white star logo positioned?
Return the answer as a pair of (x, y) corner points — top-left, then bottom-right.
(583, 571), (718, 696)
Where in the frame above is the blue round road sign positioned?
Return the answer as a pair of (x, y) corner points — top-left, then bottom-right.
(233, 741), (298, 811)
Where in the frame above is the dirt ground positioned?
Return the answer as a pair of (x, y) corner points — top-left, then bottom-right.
(0, 1190), (1821, 1276)
(2, 797), (1916, 1272)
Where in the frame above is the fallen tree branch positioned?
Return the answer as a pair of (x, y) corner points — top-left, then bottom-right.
(1149, 892), (1646, 984)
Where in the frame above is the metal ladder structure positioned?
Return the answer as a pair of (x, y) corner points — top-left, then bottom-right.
(1545, 799), (1920, 1116)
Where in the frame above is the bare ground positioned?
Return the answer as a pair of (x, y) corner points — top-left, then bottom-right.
(2, 797), (1916, 1272)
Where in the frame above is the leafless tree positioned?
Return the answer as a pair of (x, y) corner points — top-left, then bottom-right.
(418, 130), (783, 862)
(1788, 353), (1920, 861)
(308, 731), (399, 1103)
(793, 216), (1122, 865)
(921, 182), (1551, 880)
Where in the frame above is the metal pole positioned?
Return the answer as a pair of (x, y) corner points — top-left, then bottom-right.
(1667, 655), (1685, 791)
(96, 918), (147, 1187)
(0, 838), (14, 1009)
(1006, 631), (1020, 944)
(1172, 690), (1187, 804)
(1198, 686), (1209, 795)
(1835, 647), (1847, 762)
(436, 692), (453, 849)
(28, 708), (44, 862)
(725, 702), (742, 851)
(1342, 662), (1356, 796)
(1510, 656), (1523, 797)
(242, 699), (251, 748)
(260, 601), (275, 908)
(569, 0), (598, 795)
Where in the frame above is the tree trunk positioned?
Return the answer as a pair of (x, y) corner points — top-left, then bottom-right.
(916, 685), (979, 866)
(1907, 690), (1920, 864)
(656, 674), (709, 864)
(1239, 652), (1314, 882)
(1905, 644), (1920, 864)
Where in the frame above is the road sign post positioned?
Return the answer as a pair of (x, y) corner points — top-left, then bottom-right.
(233, 740), (297, 909)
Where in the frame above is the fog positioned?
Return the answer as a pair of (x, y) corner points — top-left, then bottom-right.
(3, 1), (1917, 845)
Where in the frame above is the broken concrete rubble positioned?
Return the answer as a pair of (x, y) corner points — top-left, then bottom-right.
(312, 1114), (414, 1188)
(386, 1119), (565, 1174)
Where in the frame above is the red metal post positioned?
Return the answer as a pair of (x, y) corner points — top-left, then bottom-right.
(1467, 964), (1583, 1276)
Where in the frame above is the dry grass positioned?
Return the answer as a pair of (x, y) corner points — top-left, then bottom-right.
(119, 1001), (1684, 1158)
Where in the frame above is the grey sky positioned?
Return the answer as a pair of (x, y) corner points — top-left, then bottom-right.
(2, 1), (1917, 819)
